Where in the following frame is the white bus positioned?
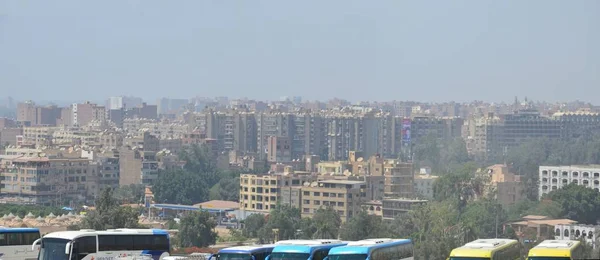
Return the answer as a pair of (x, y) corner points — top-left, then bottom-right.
(0, 227), (41, 260)
(32, 229), (171, 260)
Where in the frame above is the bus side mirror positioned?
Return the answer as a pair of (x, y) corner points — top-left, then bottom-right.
(265, 256), (270, 260)
(65, 241), (72, 255)
(324, 257), (329, 260)
(31, 238), (41, 251)
(209, 254), (217, 260)
(252, 256), (256, 260)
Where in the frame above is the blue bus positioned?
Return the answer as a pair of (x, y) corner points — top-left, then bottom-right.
(325, 239), (414, 260)
(209, 245), (276, 260)
(266, 240), (348, 260)
(0, 227), (41, 260)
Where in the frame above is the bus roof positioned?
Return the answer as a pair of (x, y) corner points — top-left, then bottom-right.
(43, 229), (169, 240)
(0, 227), (40, 233)
(528, 240), (580, 257)
(272, 240), (347, 254)
(328, 239), (412, 255)
(449, 239), (519, 258)
(219, 245), (276, 254)
(275, 239), (343, 245)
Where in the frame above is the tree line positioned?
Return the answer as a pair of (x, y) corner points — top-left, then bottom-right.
(151, 144), (260, 205)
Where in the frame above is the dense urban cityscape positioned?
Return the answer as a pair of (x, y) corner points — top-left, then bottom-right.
(1, 96), (600, 258)
(1, 0), (598, 258)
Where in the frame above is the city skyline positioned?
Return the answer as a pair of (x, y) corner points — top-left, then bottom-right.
(1, 0), (599, 103)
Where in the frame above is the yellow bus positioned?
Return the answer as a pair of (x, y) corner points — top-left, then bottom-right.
(527, 240), (584, 260)
(447, 239), (521, 260)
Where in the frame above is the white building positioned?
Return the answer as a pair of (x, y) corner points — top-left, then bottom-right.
(539, 165), (600, 199)
(554, 224), (599, 248)
(414, 173), (438, 199)
(108, 96), (124, 110)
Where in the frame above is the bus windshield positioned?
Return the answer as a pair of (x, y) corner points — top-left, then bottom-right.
(527, 256), (571, 260)
(449, 258), (490, 260)
(219, 253), (253, 260)
(327, 254), (368, 260)
(269, 252), (310, 260)
(38, 238), (70, 260)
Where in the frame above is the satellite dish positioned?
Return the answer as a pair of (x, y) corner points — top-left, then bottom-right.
(303, 182), (310, 187)
(310, 182), (318, 187)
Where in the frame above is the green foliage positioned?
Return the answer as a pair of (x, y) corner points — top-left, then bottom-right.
(339, 210), (388, 241)
(259, 205), (302, 243)
(226, 227), (247, 243)
(413, 135), (470, 173)
(178, 210), (218, 247)
(311, 207), (342, 239)
(546, 183), (600, 224)
(166, 219), (180, 230)
(433, 162), (486, 205)
(152, 168), (209, 205)
(506, 136), (600, 200)
(460, 199), (506, 239)
(389, 201), (461, 260)
(153, 144), (240, 205)
(242, 213), (266, 238)
(242, 205), (302, 243)
(209, 177), (240, 201)
(113, 184), (145, 204)
(80, 188), (141, 230)
(0, 204), (62, 218)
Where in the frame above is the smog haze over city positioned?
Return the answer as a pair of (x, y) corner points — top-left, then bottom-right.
(1, 0), (599, 103)
(2, 1), (600, 259)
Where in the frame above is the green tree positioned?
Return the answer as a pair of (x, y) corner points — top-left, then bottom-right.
(339, 210), (387, 241)
(461, 199), (506, 239)
(80, 188), (141, 230)
(258, 205), (302, 243)
(209, 177), (240, 201)
(311, 207), (342, 239)
(113, 184), (145, 204)
(546, 183), (600, 224)
(298, 217), (316, 239)
(152, 169), (209, 205)
(179, 144), (220, 187)
(178, 210), (218, 247)
(390, 201), (461, 260)
(242, 213), (266, 238)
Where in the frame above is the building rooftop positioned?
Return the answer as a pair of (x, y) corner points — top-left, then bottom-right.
(382, 198), (428, 202)
(318, 180), (365, 185)
(194, 200), (239, 211)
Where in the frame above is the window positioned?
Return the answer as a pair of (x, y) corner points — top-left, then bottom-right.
(312, 249), (329, 260)
(74, 236), (97, 259)
(0, 231), (41, 246)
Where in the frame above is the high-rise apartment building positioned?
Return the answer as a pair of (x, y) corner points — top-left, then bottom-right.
(256, 113), (294, 159)
(300, 179), (367, 222)
(72, 102), (106, 127)
(233, 112), (257, 154)
(383, 160), (414, 198)
(0, 155), (100, 204)
(267, 136), (292, 163)
(239, 171), (316, 213)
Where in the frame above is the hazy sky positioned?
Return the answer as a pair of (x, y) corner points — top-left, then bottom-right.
(1, 0), (598, 103)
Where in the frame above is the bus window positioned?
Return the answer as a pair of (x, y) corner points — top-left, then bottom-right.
(313, 249), (329, 260)
(73, 236), (97, 260)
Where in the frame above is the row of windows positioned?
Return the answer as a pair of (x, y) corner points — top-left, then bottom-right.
(303, 200), (345, 207)
(492, 243), (521, 260)
(74, 234), (170, 253)
(0, 232), (40, 246)
(371, 243), (414, 260)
